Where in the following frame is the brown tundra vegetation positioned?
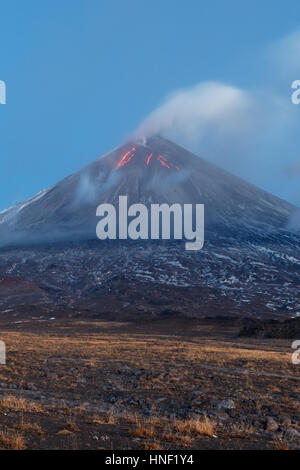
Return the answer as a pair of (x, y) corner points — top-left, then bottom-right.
(0, 316), (299, 450)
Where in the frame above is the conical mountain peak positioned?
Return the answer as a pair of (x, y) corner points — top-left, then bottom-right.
(0, 137), (297, 247)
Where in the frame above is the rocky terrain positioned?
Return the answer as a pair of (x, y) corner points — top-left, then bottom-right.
(0, 237), (299, 321)
(0, 136), (298, 321)
(239, 317), (300, 339)
(0, 317), (299, 450)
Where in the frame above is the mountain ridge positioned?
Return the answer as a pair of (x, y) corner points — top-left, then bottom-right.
(0, 135), (297, 247)
(0, 136), (299, 321)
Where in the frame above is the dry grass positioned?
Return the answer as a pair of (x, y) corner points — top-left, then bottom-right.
(275, 441), (290, 450)
(0, 318), (297, 449)
(131, 415), (215, 445)
(229, 422), (255, 439)
(0, 431), (26, 450)
(105, 407), (117, 424)
(121, 411), (138, 425)
(173, 416), (215, 437)
(132, 424), (156, 439)
(141, 440), (163, 450)
(86, 416), (106, 426)
(67, 419), (80, 432)
(14, 417), (44, 436)
(0, 395), (42, 413)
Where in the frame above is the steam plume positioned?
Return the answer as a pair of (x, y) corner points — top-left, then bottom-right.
(135, 82), (253, 141)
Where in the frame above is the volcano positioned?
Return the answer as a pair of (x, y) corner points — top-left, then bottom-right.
(0, 136), (296, 245)
(0, 136), (299, 319)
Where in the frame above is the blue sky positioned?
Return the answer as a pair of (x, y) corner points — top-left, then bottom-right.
(1, 0), (300, 210)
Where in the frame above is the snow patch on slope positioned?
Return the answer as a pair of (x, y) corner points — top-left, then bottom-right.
(0, 187), (53, 225)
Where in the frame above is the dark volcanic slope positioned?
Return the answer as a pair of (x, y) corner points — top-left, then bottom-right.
(0, 136), (297, 245)
(0, 136), (299, 319)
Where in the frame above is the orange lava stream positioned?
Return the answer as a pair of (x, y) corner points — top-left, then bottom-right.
(115, 148), (180, 171)
(146, 153), (153, 165)
(157, 155), (171, 168)
(116, 147), (136, 169)
(158, 158), (171, 169)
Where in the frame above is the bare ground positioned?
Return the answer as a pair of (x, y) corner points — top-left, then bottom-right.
(0, 317), (299, 450)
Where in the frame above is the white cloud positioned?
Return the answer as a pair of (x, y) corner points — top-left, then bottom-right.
(135, 82), (253, 141)
(268, 29), (300, 76)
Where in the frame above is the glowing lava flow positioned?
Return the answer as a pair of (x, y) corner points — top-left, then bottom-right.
(146, 153), (153, 165)
(157, 154), (179, 170)
(115, 147), (136, 169)
(115, 147), (180, 171)
(158, 155), (171, 168)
